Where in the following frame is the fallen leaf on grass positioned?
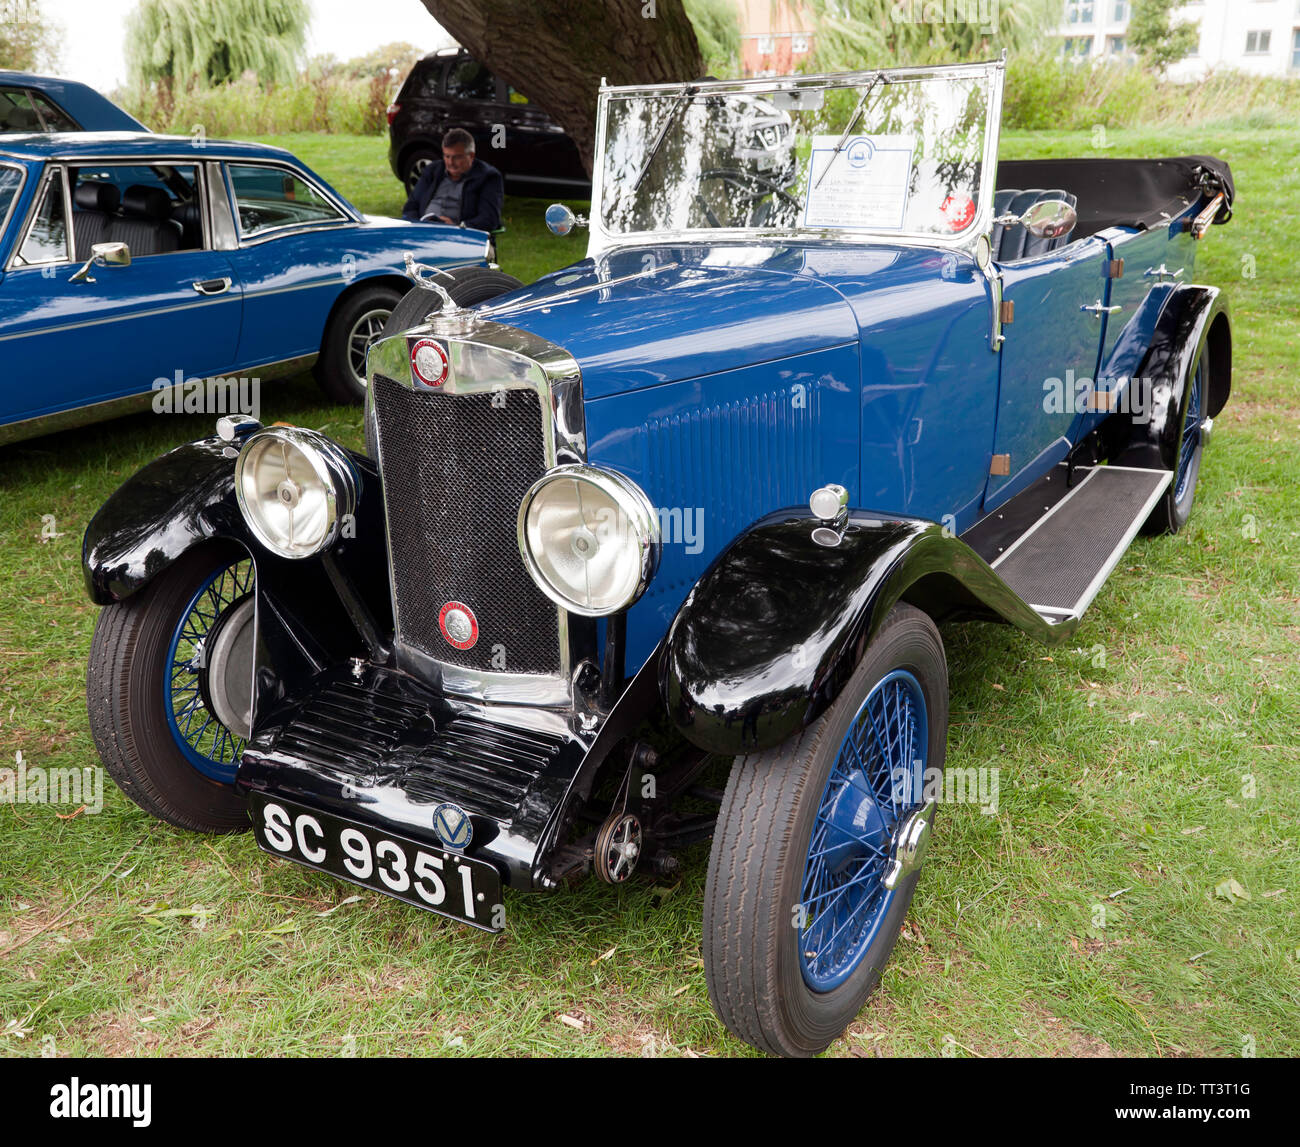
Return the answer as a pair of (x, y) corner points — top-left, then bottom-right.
(557, 1013), (586, 1031)
(315, 895), (363, 918)
(1181, 825), (1206, 835)
(990, 683), (1004, 692)
(1214, 878), (1251, 904)
(54, 805), (86, 821)
(261, 919), (298, 935)
(590, 946), (617, 965)
(1262, 889), (1285, 898)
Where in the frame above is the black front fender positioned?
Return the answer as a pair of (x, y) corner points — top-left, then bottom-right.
(659, 510), (1074, 756)
(83, 435), (394, 723)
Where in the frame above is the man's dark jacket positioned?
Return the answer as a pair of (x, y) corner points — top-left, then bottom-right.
(401, 158), (503, 231)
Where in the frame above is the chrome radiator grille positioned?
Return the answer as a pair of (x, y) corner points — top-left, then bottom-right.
(372, 372), (562, 678)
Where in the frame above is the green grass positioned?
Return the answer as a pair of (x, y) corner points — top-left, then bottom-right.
(1, 129), (1297, 1058)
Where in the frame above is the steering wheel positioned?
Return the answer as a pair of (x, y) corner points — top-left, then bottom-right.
(696, 168), (802, 228)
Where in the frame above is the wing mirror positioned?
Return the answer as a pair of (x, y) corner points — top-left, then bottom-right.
(545, 203), (589, 237)
(993, 199), (1077, 240)
(69, 241), (131, 284)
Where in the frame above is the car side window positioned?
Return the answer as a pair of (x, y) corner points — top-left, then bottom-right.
(16, 167), (69, 265)
(28, 91), (79, 132)
(446, 60), (496, 102)
(69, 163), (203, 258)
(227, 164), (345, 237)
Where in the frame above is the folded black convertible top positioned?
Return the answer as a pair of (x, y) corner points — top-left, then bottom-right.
(995, 155), (1234, 236)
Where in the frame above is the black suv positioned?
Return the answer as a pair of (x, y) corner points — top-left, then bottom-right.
(387, 49), (590, 195)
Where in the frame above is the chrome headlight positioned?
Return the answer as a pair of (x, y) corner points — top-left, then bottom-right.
(234, 426), (357, 559)
(517, 465), (660, 616)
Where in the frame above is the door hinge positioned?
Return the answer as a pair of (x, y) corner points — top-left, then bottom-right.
(1107, 258), (1124, 278)
(998, 299), (1014, 323)
(989, 454), (1011, 477)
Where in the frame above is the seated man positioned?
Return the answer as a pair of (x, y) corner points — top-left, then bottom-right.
(402, 128), (504, 232)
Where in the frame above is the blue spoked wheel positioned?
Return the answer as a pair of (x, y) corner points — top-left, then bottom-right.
(703, 604), (948, 1057)
(87, 544), (254, 833)
(165, 558), (255, 783)
(1145, 356), (1207, 535)
(798, 669), (928, 992)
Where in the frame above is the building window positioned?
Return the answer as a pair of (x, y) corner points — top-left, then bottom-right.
(1292, 28), (1300, 69)
(1067, 1), (1095, 23)
(1108, 35), (1126, 53)
(1245, 29), (1271, 53)
(1112, 0), (1128, 20)
(1063, 35), (1094, 57)
(757, 35), (775, 54)
(791, 33), (810, 54)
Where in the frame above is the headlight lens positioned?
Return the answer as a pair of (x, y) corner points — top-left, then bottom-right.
(518, 465), (660, 616)
(234, 426), (357, 559)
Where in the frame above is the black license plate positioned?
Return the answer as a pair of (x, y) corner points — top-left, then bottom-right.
(250, 793), (503, 932)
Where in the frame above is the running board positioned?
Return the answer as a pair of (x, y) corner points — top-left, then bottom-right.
(982, 466), (1171, 624)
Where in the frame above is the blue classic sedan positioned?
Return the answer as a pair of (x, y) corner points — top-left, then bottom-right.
(0, 71), (149, 134)
(0, 132), (498, 445)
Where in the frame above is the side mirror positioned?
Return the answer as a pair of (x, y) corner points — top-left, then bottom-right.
(1021, 200), (1077, 240)
(69, 241), (132, 283)
(545, 203), (588, 237)
(992, 200), (1077, 241)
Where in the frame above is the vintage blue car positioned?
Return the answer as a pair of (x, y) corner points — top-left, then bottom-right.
(0, 70), (149, 134)
(0, 131), (510, 445)
(82, 60), (1233, 1057)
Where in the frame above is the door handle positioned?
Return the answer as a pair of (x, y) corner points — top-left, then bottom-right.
(193, 277), (232, 296)
(1081, 301), (1121, 317)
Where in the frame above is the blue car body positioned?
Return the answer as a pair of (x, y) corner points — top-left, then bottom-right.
(80, 60), (1237, 1057)
(0, 71), (148, 134)
(0, 132), (490, 444)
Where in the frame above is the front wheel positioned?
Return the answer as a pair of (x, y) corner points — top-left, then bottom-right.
(86, 544), (256, 833)
(703, 603), (948, 1057)
(317, 283), (406, 405)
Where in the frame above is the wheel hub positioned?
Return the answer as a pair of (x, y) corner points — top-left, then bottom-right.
(821, 768), (890, 874)
(198, 595), (256, 740)
(883, 800), (936, 891)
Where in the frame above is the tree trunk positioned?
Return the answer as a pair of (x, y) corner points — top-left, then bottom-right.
(417, 0), (703, 176)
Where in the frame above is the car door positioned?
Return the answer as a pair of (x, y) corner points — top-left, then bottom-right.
(0, 161), (241, 424)
(983, 234), (1111, 511)
(220, 161), (355, 367)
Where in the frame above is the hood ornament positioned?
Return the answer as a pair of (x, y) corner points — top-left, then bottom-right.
(403, 252), (480, 335)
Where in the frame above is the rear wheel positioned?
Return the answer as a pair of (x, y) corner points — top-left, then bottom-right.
(364, 268), (524, 457)
(86, 544), (255, 833)
(403, 146), (439, 193)
(703, 603), (947, 1057)
(1144, 355), (1206, 535)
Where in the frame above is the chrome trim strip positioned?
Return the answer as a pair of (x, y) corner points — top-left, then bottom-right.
(0, 292), (240, 341)
(206, 160), (238, 250)
(990, 466), (1099, 570)
(367, 320), (591, 705)
(0, 387), (158, 446)
(6, 163), (66, 270)
(586, 59), (1005, 260)
(0, 159), (29, 248)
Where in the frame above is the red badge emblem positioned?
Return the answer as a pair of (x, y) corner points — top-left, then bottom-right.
(411, 338), (449, 388)
(438, 601), (478, 650)
(939, 193), (975, 232)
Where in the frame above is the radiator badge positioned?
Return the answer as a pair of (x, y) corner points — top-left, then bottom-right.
(438, 601), (479, 650)
(433, 802), (473, 850)
(410, 338), (449, 388)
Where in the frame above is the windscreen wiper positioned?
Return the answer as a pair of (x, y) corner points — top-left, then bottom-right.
(814, 73), (886, 190)
(632, 84), (699, 193)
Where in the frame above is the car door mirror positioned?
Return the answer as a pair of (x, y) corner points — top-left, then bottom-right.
(1022, 200), (1077, 240)
(69, 241), (132, 284)
(545, 203), (588, 237)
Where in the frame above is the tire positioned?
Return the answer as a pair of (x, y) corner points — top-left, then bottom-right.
(1143, 355), (1206, 535)
(703, 603), (948, 1057)
(363, 268), (524, 457)
(86, 543), (256, 833)
(402, 146), (439, 193)
(317, 283), (405, 405)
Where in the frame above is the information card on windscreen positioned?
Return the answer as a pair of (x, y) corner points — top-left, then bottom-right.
(803, 135), (914, 230)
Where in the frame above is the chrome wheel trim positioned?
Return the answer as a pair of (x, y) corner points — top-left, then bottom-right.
(346, 307), (392, 389)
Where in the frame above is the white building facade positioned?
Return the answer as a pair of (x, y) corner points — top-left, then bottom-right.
(1060, 0), (1300, 75)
